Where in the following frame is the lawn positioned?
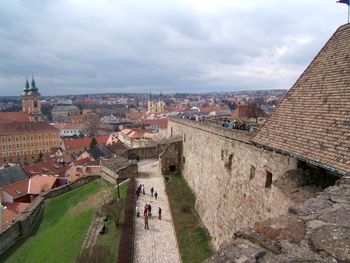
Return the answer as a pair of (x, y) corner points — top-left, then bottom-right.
(95, 181), (128, 261)
(166, 173), (214, 263)
(0, 179), (112, 263)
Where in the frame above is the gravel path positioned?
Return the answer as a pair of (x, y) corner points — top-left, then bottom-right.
(133, 159), (182, 263)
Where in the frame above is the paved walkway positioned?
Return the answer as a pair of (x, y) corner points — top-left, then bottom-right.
(134, 159), (182, 263)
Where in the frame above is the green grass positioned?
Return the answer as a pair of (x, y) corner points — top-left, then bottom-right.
(96, 181), (128, 261)
(0, 179), (111, 263)
(166, 173), (214, 263)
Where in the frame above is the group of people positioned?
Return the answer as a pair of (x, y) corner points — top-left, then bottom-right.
(135, 184), (162, 230)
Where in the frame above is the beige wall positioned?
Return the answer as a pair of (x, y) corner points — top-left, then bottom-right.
(168, 118), (298, 249)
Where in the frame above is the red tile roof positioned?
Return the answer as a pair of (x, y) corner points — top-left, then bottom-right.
(252, 24), (350, 174)
(126, 112), (146, 120)
(2, 180), (29, 199)
(200, 106), (229, 113)
(63, 135), (109, 151)
(0, 122), (59, 135)
(0, 112), (30, 124)
(23, 160), (69, 178)
(2, 207), (18, 230)
(28, 175), (57, 194)
(143, 119), (168, 129)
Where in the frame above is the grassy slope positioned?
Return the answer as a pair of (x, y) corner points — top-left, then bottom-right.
(0, 179), (109, 263)
(166, 174), (214, 263)
(96, 181), (128, 261)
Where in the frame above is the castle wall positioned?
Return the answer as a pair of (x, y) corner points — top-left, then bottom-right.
(167, 118), (298, 249)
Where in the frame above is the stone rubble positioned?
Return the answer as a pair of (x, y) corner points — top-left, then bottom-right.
(204, 176), (350, 263)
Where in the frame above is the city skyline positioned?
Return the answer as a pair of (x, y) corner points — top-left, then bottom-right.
(0, 0), (348, 96)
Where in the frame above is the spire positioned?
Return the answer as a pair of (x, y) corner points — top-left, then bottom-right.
(149, 91), (152, 101)
(23, 76), (29, 96)
(28, 73), (40, 96)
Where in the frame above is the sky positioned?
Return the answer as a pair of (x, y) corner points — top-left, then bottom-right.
(0, 0), (348, 96)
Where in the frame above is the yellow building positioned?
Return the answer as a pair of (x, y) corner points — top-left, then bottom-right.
(147, 94), (165, 114)
(0, 122), (60, 165)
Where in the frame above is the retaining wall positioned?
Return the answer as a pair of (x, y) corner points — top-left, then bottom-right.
(0, 175), (100, 254)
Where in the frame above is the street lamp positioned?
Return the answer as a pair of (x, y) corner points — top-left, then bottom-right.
(117, 178), (120, 198)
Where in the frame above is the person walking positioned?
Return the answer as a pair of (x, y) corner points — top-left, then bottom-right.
(144, 204), (148, 216)
(148, 204), (152, 216)
(158, 207), (162, 220)
(142, 184), (145, 195)
(144, 214), (149, 229)
(136, 206), (140, 217)
(154, 191), (158, 200)
(150, 187), (154, 197)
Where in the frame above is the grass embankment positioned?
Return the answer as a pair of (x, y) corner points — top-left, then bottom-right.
(0, 179), (112, 263)
(96, 181), (128, 261)
(166, 173), (214, 263)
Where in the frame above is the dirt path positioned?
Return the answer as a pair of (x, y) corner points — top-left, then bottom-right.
(133, 159), (182, 263)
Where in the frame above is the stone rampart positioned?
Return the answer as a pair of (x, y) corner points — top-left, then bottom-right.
(167, 118), (298, 249)
(121, 144), (168, 160)
(0, 175), (100, 254)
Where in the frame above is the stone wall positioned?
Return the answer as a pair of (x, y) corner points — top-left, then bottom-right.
(0, 175), (100, 254)
(121, 144), (168, 160)
(204, 176), (350, 263)
(167, 118), (298, 249)
(159, 140), (182, 175)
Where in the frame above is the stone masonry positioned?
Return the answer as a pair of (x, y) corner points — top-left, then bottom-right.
(167, 118), (299, 249)
(204, 176), (350, 263)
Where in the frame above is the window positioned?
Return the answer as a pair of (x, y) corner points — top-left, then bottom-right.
(265, 171), (273, 188)
(249, 165), (256, 180)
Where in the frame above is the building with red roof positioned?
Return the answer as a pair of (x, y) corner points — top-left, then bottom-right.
(0, 112), (30, 124)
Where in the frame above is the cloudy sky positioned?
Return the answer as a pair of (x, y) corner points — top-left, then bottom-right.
(0, 0), (348, 96)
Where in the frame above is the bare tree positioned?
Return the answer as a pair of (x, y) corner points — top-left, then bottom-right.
(102, 196), (125, 227)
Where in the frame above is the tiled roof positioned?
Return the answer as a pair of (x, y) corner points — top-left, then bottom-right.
(143, 119), (168, 129)
(252, 24), (350, 174)
(200, 106), (229, 113)
(28, 175), (57, 194)
(63, 135), (109, 151)
(0, 122), (59, 135)
(0, 112), (30, 124)
(0, 166), (29, 187)
(23, 160), (69, 177)
(2, 175), (57, 198)
(52, 123), (86, 130)
(126, 112), (145, 120)
(2, 180), (29, 198)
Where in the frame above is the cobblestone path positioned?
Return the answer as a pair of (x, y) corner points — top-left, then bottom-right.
(134, 159), (181, 263)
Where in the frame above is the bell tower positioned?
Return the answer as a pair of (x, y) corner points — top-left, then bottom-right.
(22, 75), (42, 122)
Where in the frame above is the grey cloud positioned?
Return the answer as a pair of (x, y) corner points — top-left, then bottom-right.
(0, 0), (347, 95)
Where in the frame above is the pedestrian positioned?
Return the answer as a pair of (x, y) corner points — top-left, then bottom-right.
(144, 214), (149, 229)
(158, 207), (162, 220)
(154, 191), (158, 200)
(151, 187), (154, 197)
(136, 206), (140, 218)
(144, 204), (148, 216)
(148, 204), (152, 216)
(142, 184), (145, 195)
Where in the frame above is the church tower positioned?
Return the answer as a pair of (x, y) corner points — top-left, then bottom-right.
(22, 76), (42, 122)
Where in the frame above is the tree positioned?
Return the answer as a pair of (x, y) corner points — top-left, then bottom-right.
(102, 196), (124, 227)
